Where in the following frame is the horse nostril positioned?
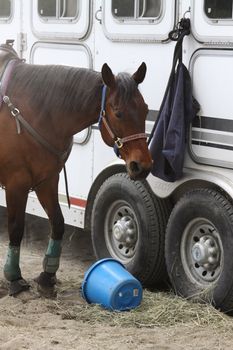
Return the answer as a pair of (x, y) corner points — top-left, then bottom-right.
(128, 161), (151, 179)
(129, 161), (142, 175)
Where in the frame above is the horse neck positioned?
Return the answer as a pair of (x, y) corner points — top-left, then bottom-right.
(41, 93), (102, 152)
(60, 82), (103, 137)
(8, 64), (103, 148)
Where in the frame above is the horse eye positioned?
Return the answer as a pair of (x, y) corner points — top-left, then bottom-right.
(115, 111), (122, 119)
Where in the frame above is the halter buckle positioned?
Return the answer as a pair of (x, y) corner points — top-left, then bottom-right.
(11, 108), (20, 118)
(115, 137), (123, 149)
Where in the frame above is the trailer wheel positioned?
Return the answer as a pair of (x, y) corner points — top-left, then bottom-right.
(165, 188), (233, 313)
(91, 173), (169, 286)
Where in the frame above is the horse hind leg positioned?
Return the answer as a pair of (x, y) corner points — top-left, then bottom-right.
(4, 181), (30, 295)
(34, 174), (64, 295)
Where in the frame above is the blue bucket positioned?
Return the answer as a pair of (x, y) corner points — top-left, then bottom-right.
(81, 258), (143, 311)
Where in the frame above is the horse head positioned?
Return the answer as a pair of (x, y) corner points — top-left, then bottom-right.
(100, 63), (152, 180)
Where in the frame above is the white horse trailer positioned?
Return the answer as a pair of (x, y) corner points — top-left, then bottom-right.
(1, 0), (233, 311)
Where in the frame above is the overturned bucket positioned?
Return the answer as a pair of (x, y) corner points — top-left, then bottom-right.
(81, 258), (143, 311)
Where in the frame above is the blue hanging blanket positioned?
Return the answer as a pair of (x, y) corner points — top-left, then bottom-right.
(149, 20), (199, 182)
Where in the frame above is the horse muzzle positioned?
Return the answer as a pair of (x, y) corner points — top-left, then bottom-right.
(127, 160), (152, 180)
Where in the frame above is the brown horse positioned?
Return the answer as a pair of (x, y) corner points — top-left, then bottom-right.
(0, 42), (152, 296)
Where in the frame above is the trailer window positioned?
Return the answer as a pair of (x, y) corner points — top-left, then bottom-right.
(38, 0), (78, 20)
(0, 0), (11, 19)
(204, 0), (233, 20)
(112, 0), (162, 21)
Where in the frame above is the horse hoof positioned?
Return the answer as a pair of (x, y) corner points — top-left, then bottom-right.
(9, 278), (30, 296)
(34, 271), (57, 288)
(37, 284), (57, 299)
(34, 272), (57, 298)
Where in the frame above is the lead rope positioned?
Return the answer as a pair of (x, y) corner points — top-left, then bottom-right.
(63, 165), (70, 208)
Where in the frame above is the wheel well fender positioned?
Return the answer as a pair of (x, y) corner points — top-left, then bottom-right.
(148, 169), (233, 206)
(171, 179), (219, 204)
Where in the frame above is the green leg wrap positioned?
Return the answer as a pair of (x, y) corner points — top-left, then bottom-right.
(43, 239), (62, 274)
(4, 245), (21, 281)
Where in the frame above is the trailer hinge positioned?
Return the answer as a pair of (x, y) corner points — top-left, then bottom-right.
(17, 32), (27, 56)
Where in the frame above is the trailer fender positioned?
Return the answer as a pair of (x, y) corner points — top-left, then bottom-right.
(147, 167), (233, 203)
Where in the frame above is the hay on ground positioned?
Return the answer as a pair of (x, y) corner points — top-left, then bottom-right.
(47, 278), (233, 331)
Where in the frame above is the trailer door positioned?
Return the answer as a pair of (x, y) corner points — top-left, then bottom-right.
(102, 0), (176, 42)
(27, 0), (94, 221)
(192, 0), (233, 44)
(31, 0), (90, 40)
(0, 0), (22, 55)
(189, 0), (233, 168)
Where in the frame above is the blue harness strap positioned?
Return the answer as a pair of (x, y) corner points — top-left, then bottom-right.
(98, 84), (107, 128)
(113, 143), (120, 158)
(98, 83), (147, 159)
(98, 85), (121, 158)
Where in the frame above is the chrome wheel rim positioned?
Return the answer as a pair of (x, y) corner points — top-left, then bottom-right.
(181, 218), (223, 286)
(104, 200), (139, 262)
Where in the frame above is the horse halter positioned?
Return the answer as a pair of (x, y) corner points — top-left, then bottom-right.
(98, 85), (147, 158)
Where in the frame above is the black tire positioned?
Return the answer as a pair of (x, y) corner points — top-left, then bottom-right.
(91, 173), (169, 286)
(165, 188), (233, 313)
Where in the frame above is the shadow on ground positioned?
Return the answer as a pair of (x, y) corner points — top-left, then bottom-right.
(0, 206), (95, 264)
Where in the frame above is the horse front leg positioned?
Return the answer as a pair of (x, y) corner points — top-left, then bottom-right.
(34, 174), (64, 292)
(4, 183), (30, 295)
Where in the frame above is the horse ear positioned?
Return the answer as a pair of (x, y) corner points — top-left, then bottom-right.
(101, 63), (116, 89)
(132, 62), (147, 85)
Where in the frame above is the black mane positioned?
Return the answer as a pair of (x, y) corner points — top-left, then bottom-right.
(8, 63), (103, 114)
(7, 63), (138, 115)
(115, 72), (138, 106)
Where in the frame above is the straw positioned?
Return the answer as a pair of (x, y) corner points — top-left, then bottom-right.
(47, 278), (233, 332)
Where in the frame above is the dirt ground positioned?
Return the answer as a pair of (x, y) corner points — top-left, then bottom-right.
(0, 208), (233, 350)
